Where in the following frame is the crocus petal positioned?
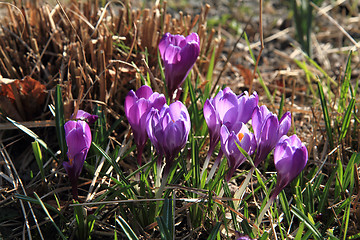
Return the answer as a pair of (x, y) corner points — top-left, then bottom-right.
(65, 120), (91, 159)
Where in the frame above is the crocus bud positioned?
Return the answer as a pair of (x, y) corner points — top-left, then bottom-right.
(270, 135), (308, 200)
(159, 32), (200, 98)
(220, 124), (257, 182)
(252, 105), (291, 167)
(124, 85), (166, 165)
(63, 110), (96, 200)
(73, 110), (99, 124)
(146, 101), (190, 175)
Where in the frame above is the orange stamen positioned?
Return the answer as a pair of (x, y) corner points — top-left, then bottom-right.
(237, 133), (244, 142)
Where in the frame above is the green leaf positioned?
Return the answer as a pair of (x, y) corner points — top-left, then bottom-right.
(32, 141), (45, 181)
(203, 47), (216, 102)
(7, 117), (57, 160)
(116, 215), (139, 240)
(291, 205), (322, 239)
(55, 84), (66, 160)
(33, 192), (67, 240)
(206, 222), (221, 240)
(339, 98), (355, 141)
(156, 198), (174, 240)
(318, 82), (334, 149)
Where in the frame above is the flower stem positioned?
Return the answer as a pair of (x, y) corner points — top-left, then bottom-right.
(71, 179), (79, 201)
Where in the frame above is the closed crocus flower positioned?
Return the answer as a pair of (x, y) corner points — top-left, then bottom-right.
(124, 85), (166, 165)
(159, 32), (200, 98)
(146, 101), (190, 176)
(252, 105), (291, 167)
(63, 110), (97, 200)
(270, 135), (308, 201)
(220, 123), (257, 182)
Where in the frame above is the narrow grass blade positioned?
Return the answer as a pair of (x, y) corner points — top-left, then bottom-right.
(156, 198), (174, 240)
(203, 47), (216, 102)
(33, 192), (67, 240)
(116, 215), (139, 240)
(317, 82), (334, 149)
(244, 32), (272, 104)
(7, 117), (57, 160)
(291, 205), (322, 239)
(339, 51), (352, 113)
(206, 222), (221, 240)
(342, 204), (351, 240)
(32, 141), (45, 181)
(339, 98), (355, 141)
(55, 84), (66, 160)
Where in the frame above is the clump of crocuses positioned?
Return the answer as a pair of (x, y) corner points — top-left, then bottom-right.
(124, 85), (166, 166)
(63, 110), (98, 200)
(159, 32), (200, 99)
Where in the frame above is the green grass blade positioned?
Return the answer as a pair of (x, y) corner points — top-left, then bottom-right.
(206, 222), (221, 240)
(291, 205), (322, 239)
(32, 141), (45, 181)
(116, 215), (139, 240)
(339, 51), (352, 113)
(156, 198), (174, 240)
(317, 82), (334, 149)
(55, 84), (66, 160)
(339, 98), (355, 141)
(33, 192), (67, 240)
(7, 117), (57, 160)
(203, 47), (216, 102)
(243, 32), (272, 104)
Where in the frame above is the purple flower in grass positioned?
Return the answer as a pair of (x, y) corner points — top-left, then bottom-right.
(124, 85), (166, 165)
(220, 124), (257, 182)
(252, 105), (291, 167)
(270, 135), (308, 201)
(159, 32), (200, 99)
(63, 110), (97, 200)
(146, 101), (190, 177)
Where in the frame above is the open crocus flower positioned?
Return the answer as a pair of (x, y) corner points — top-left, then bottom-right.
(270, 134), (308, 201)
(124, 85), (166, 165)
(220, 123), (257, 182)
(63, 110), (97, 200)
(159, 32), (200, 98)
(203, 87), (239, 153)
(146, 101), (190, 176)
(252, 105), (291, 167)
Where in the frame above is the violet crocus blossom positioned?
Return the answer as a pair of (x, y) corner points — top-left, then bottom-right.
(270, 135), (308, 201)
(146, 101), (190, 176)
(124, 85), (166, 165)
(252, 105), (291, 167)
(202, 88), (258, 180)
(63, 110), (97, 200)
(159, 32), (200, 99)
(220, 123), (257, 182)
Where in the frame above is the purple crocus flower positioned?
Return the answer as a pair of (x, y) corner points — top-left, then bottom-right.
(63, 110), (97, 200)
(220, 123), (257, 182)
(124, 85), (166, 165)
(203, 87), (239, 152)
(202, 88), (258, 180)
(159, 32), (200, 99)
(252, 105), (291, 167)
(74, 110), (98, 124)
(270, 135), (308, 201)
(146, 101), (191, 176)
